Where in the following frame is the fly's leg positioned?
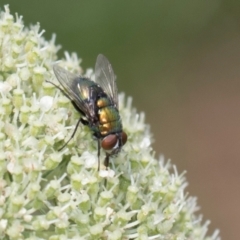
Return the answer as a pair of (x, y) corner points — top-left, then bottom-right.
(46, 80), (71, 100)
(97, 139), (101, 171)
(103, 153), (111, 187)
(103, 133), (121, 168)
(46, 80), (88, 151)
(104, 140), (121, 169)
(46, 80), (85, 115)
(58, 118), (82, 151)
(104, 153), (110, 169)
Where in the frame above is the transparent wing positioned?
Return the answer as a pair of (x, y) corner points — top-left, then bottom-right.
(53, 65), (91, 116)
(94, 54), (118, 108)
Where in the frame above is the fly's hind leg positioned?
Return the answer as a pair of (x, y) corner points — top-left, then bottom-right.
(58, 118), (83, 151)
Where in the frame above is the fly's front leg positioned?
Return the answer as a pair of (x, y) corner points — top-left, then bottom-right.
(104, 145), (121, 169)
(104, 153), (110, 169)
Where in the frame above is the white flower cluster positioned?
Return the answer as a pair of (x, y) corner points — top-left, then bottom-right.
(0, 5), (220, 240)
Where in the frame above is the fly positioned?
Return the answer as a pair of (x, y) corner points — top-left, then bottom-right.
(47, 54), (127, 170)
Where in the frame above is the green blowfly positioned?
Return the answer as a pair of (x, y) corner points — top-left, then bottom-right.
(47, 54), (127, 170)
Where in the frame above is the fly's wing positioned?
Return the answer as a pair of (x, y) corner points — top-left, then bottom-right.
(94, 54), (118, 108)
(53, 65), (92, 117)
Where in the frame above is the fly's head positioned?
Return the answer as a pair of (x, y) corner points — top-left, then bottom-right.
(101, 131), (127, 155)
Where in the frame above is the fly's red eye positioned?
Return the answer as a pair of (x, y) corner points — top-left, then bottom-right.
(101, 135), (118, 150)
(121, 131), (127, 146)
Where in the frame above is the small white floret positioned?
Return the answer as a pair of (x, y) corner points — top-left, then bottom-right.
(99, 169), (115, 178)
(0, 82), (12, 93)
(39, 96), (53, 112)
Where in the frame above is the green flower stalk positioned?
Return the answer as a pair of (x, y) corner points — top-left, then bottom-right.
(0, 5), (220, 240)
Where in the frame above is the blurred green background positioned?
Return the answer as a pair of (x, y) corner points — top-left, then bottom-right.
(3, 1), (240, 239)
